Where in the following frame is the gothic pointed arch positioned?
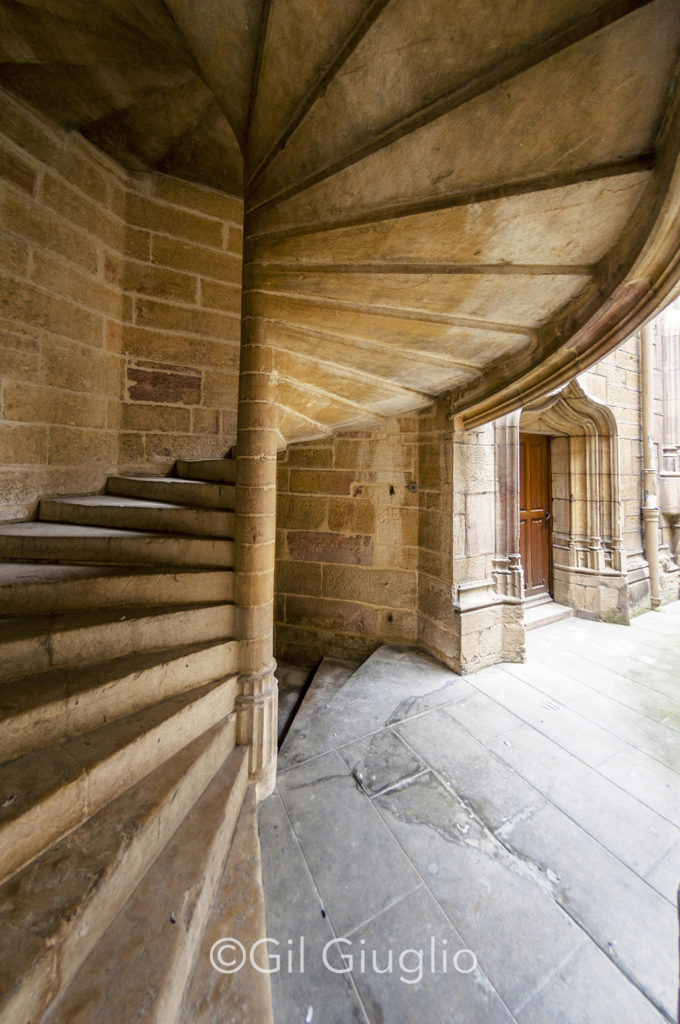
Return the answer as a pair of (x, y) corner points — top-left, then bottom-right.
(519, 378), (627, 619)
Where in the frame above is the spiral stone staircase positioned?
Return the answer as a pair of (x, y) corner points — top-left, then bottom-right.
(2, 2), (680, 1021)
(1, 1), (680, 437)
(0, 457), (272, 1023)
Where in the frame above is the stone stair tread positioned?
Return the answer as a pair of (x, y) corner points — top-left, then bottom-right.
(0, 522), (234, 568)
(107, 475), (235, 510)
(40, 495), (234, 539)
(180, 786), (274, 1023)
(525, 600), (575, 630)
(0, 563), (235, 614)
(0, 520), (226, 541)
(0, 561), (226, 584)
(0, 637), (239, 763)
(0, 602), (236, 681)
(175, 457), (236, 483)
(42, 751), (251, 1024)
(0, 673), (238, 886)
(0, 724), (244, 1024)
(0, 561), (162, 584)
(47, 493), (202, 508)
(0, 601), (228, 642)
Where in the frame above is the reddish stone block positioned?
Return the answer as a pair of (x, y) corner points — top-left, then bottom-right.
(286, 530), (373, 566)
(127, 366), (201, 405)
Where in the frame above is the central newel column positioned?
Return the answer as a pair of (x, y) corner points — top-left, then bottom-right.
(234, 253), (279, 799)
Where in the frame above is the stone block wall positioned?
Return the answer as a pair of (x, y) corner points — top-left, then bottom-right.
(0, 89), (126, 520)
(119, 175), (242, 470)
(416, 398), (456, 666)
(275, 399), (524, 674)
(0, 88), (243, 520)
(578, 335), (643, 559)
(576, 332), (678, 611)
(450, 416), (524, 672)
(275, 420), (420, 664)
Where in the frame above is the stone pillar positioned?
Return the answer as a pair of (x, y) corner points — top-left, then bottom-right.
(416, 398), (458, 668)
(641, 321), (661, 609)
(493, 412), (523, 601)
(234, 259), (279, 800)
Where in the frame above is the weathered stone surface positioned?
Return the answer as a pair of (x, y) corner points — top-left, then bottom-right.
(0, 724), (238, 1024)
(286, 529), (373, 566)
(43, 750), (249, 1024)
(180, 787), (273, 1024)
(127, 366), (202, 405)
(264, 629), (679, 1023)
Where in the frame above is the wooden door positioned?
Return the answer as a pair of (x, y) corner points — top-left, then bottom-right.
(520, 433), (552, 599)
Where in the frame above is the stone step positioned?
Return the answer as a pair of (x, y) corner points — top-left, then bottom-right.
(175, 457), (236, 484)
(525, 600), (575, 631)
(180, 787), (274, 1023)
(0, 603), (236, 682)
(0, 638), (240, 764)
(0, 563), (234, 615)
(40, 495), (234, 539)
(107, 475), (236, 510)
(0, 674), (238, 886)
(43, 753), (251, 1024)
(279, 656), (359, 768)
(0, 727), (246, 1024)
(0, 521), (234, 567)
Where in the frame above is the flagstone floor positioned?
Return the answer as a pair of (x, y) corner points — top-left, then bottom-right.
(259, 603), (680, 1024)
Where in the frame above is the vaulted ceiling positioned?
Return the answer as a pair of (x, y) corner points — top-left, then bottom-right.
(2, 0), (680, 439)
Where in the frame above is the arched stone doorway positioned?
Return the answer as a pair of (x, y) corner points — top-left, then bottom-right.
(518, 380), (629, 623)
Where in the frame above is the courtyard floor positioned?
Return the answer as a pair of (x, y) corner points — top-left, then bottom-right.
(259, 604), (680, 1024)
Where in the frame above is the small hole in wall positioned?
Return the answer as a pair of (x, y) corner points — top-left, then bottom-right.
(389, 485), (395, 495)
(387, 613), (393, 622)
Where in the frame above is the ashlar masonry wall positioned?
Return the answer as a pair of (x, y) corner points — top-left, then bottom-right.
(575, 332), (679, 614)
(0, 88), (243, 520)
(0, 89), (125, 520)
(275, 418), (420, 664)
(274, 396), (525, 673)
(119, 174), (242, 471)
(578, 334), (644, 564)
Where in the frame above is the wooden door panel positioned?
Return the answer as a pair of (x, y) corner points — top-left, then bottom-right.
(520, 433), (551, 598)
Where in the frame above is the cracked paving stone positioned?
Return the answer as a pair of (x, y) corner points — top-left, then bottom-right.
(373, 772), (582, 1014)
(278, 750), (421, 937)
(338, 729), (425, 796)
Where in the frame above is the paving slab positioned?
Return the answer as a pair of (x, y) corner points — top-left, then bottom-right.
(396, 709), (545, 830)
(259, 791), (368, 1024)
(567, 689), (680, 773)
(468, 666), (629, 768)
(279, 645), (471, 770)
(501, 802), (678, 1020)
(373, 772), (582, 1014)
(486, 722), (680, 876)
(340, 886), (515, 1024)
(278, 657), (356, 753)
(441, 690), (523, 744)
(598, 746), (680, 827)
(516, 938), (667, 1024)
(644, 837), (680, 904)
(260, 616), (680, 1024)
(277, 750), (421, 937)
(519, 642), (680, 709)
(338, 728), (426, 796)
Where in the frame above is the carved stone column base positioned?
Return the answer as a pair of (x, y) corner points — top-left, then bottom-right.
(236, 661), (278, 801)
